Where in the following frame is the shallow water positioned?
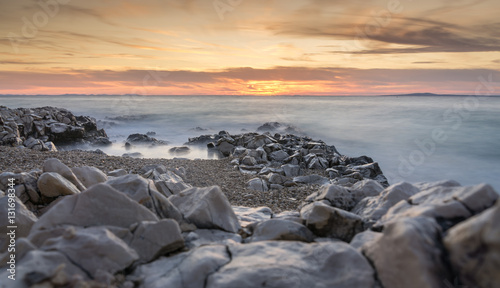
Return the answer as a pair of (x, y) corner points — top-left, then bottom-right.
(2, 95), (499, 191)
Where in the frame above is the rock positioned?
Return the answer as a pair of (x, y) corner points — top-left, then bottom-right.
(270, 150), (289, 162)
(444, 200), (500, 288)
(313, 184), (356, 211)
(282, 164), (301, 177)
(247, 147), (268, 163)
(352, 182), (419, 223)
(168, 146), (190, 155)
(0, 196), (38, 251)
(363, 217), (451, 288)
(154, 171), (192, 196)
(44, 141), (57, 152)
(206, 241), (375, 288)
(376, 183), (498, 230)
(42, 158), (86, 191)
(129, 219), (184, 263)
(126, 133), (168, 146)
(267, 173), (287, 185)
(217, 140), (235, 157)
(349, 230), (382, 251)
(293, 174), (329, 185)
(301, 202), (364, 242)
(108, 169), (128, 177)
(169, 186), (241, 233)
(71, 166), (107, 188)
(247, 219), (314, 243)
(307, 155), (329, 170)
(37, 172), (81, 198)
(105, 174), (183, 222)
(41, 226), (139, 278)
(129, 245), (231, 288)
(123, 152), (143, 158)
(246, 178), (269, 192)
(245, 134), (276, 149)
(350, 179), (384, 204)
(31, 183), (159, 232)
(241, 156), (257, 166)
(232, 206), (273, 227)
(184, 229), (242, 249)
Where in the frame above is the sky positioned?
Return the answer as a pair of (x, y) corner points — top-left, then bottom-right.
(1, 0), (499, 95)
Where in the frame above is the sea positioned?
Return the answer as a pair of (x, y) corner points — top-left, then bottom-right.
(1, 95), (499, 192)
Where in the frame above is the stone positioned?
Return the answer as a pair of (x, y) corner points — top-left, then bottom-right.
(44, 142), (57, 152)
(206, 241), (376, 288)
(293, 174), (329, 185)
(270, 150), (289, 162)
(42, 158), (86, 191)
(444, 200), (500, 288)
(108, 169), (127, 177)
(349, 230), (382, 251)
(105, 174), (184, 222)
(302, 202), (364, 242)
(352, 182), (419, 222)
(217, 141), (235, 157)
(184, 229), (242, 249)
(267, 172), (286, 185)
(129, 245), (231, 288)
(363, 217), (451, 288)
(41, 226), (139, 278)
(126, 133), (168, 146)
(350, 179), (384, 204)
(241, 156), (257, 166)
(37, 172), (81, 198)
(376, 183), (498, 230)
(71, 166), (107, 188)
(0, 196), (37, 251)
(232, 206), (273, 227)
(169, 186), (241, 233)
(153, 171), (192, 196)
(282, 164), (301, 177)
(31, 183), (159, 232)
(247, 219), (314, 243)
(314, 184), (356, 211)
(246, 178), (269, 192)
(168, 146), (190, 155)
(129, 219), (184, 263)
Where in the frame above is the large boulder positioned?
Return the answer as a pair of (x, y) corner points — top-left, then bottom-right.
(42, 158), (86, 191)
(349, 179), (384, 203)
(308, 184), (356, 211)
(363, 217), (451, 288)
(206, 241), (376, 288)
(247, 219), (314, 243)
(37, 172), (81, 198)
(31, 183), (159, 232)
(71, 166), (108, 188)
(444, 199), (500, 287)
(169, 186), (241, 233)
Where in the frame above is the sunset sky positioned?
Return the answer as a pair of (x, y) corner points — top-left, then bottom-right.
(1, 0), (499, 95)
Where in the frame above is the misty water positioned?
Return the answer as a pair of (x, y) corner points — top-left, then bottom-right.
(2, 95), (499, 191)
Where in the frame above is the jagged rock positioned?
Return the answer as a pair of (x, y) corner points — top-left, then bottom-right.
(247, 219), (314, 243)
(352, 182), (419, 223)
(105, 174), (183, 222)
(350, 179), (384, 204)
(126, 133), (168, 146)
(270, 150), (289, 162)
(37, 172), (81, 198)
(282, 164), (301, 177)
(42, 158), (86, 191)
(31, 183), (159, 232)
(293, 174), (329, 185)
(375, 183), (498, 230)
(246, 178), (269, 192)
(233, 206), (273, 227)
(71, 166), (107, 188)
(153, 171), (192, 197)
(129, 220), (184, 263)
(444, 199), (500, 288)
(0, 196), (37, 251)
(206, 241), (376, 288)
(169, 186), (241, 233)
(217, 140), (235, 157)
(309, 184), (356, 211)
(184, 229), (242, 249)
(301, 202), (364, 242)
(129, 245), (231, 288)
(363, 217), (451, 288)
(40, 226), (139, 278)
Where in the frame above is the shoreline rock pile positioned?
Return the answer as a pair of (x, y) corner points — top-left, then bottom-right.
(0, 106), (110, 151)
(187, 129), (389, 191)
(1, 157), (498, 288)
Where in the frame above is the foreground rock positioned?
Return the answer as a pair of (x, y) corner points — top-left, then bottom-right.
(0, 106), (110, 151)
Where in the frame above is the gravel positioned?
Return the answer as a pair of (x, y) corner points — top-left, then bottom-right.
(0, 146), (320, 212)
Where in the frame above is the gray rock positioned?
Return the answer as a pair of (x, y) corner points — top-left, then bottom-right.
(217, 140), (235, 157)
(169, 186), (241, 233)
(44, 141), (57, 152)
(363, 217), (451, 288)
(40, 226), (139, 278)
(302, 202), (364, 242)
(129, 219), (184, 263)
(31, 183), (159, 232)
(247, 147), (268, 163)
(293, 174), (329, 185)
(206, 241), (376, 288)
(246, 178), (269, 192)
(154, 171), (192, 196)
(247, 219), (314, 243)
(37, 172), (81, 197)
(270, 150), (289, 162)
(444, 199), (500, 288)
(0, 196), (37, 251)
(314, 184), (356, 211)
(184, 229), (242, 249)
(267, 172), (287, 185)
(282, 164), (301, 177)
(129, 245), (231, 288)
(42, 158), (86, 191)
(108, 169), (128, 177)
(350, 179), (384, 203)
(233, 206), (273, 227)
(71, 166), (107, 188)
(241, 156), (257, 166)
(349, 230), (382, 251)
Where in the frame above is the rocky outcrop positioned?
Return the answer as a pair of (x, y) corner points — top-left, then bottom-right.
(0, 106), (110, 150)
(125, 133), (169, 147)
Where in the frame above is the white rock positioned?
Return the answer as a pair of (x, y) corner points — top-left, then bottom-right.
(42, 158), (86, 191)
(71, 166), (107, 188)
(232, 206), (273, 227)
(37, 172), (81, 197)
(350, 179), (384, 203)
(169, 186), (241, 233)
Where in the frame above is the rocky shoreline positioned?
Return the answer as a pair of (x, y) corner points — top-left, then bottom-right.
(0, 107), (499, 288)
